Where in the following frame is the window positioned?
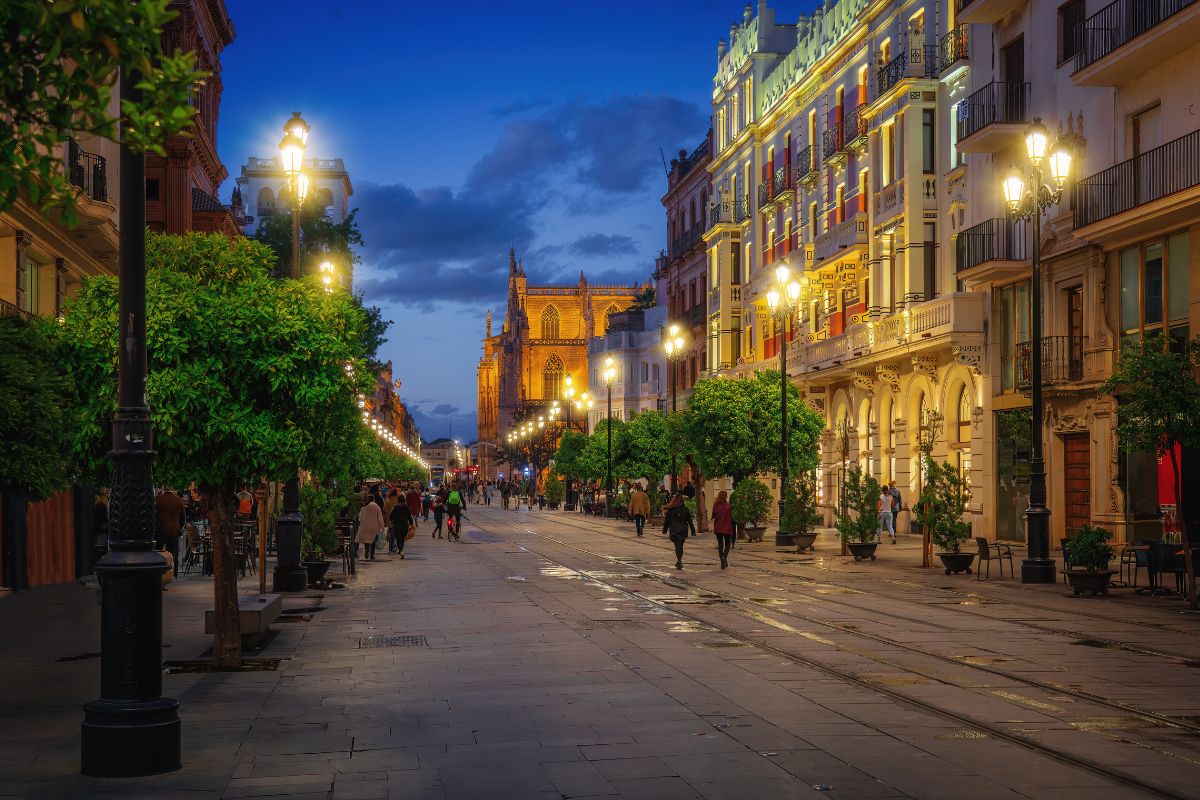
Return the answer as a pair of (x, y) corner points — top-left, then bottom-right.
(1058, 0), (1086, 64)
(997, 280), (1031, 392)
(809, 202), (818, 235)
(543, 354), (564, 400)
(730, 245), (740, 285)
(949, 102), (962, 168)
(1120, 233), (1190, 350)
(145, 178), (160, 201)
(858, 169), (869, 213)
(730, 313), (742, 363)
(541, 305), (560, 339)
(836, 183), (846, 224)
(881, 122), (895, 185)
(921, 109), (935, 173)
(923, 222), (937, 300)
(19, 254), (40, 314)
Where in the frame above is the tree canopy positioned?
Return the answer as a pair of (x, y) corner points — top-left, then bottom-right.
(254, 193), (364, 278)
(616, 411), (673, 481)
(0, 0), (203, 222)
(0, 316), (77, 499)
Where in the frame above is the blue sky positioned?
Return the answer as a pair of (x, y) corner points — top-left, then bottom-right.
(218, 0), (818, 441)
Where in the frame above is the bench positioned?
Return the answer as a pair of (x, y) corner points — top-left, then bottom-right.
(205, 593), (283, 645)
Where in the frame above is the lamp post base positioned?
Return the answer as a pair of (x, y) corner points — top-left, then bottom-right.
(81, 696), (181, 776)
(1021, 558), (1057, 584)
(272, 511), (308, 592)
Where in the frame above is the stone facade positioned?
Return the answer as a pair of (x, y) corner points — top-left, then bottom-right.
(584, 306), (668, 433)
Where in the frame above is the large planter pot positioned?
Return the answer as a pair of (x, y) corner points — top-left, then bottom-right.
(303, 560), (332, 585)
(937, 552), (976, 575)
(792, 531), (818, 552)
(743, 525), (767, 543)
(1064, 569), (1116, 596)
(847, 542), (878, 561)
(775, 531), (796, 548)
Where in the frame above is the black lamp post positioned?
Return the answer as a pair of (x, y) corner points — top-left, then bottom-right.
(663, 324), (686, 492)
(81, 70), (181, 777)
(766, 265), (804, 547)
(603, 356), (616, 514)
(563, 378), (576, 509)
(1001, 117), (1074, 584)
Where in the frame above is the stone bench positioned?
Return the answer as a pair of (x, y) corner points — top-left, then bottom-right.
(205, 593), (283, 645)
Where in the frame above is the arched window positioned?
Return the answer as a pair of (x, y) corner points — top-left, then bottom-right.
(604, 304), (620, 332)
(541, 305), (560, 339)
(543, 354), (564, 400)
(256, 186), (274, 214)
(316, 187), (334, 209)
(957, 385), (971, 444)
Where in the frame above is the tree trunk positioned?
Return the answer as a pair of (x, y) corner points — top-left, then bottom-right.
(1169, 447), (1197, 609)
(732, 471), (744, 540)
(688, 457), (709, 533)
(202, 483), (242, 669)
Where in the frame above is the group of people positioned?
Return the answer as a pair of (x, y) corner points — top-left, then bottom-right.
(877, 480), (903, 545)
(355, 481), (471, 559)
(624, 480), (724, 571)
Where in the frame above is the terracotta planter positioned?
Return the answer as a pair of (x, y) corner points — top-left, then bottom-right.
(937, 552), (976, 575)
(1064, 569), (1116, 596)
(847, 541), (878, 561)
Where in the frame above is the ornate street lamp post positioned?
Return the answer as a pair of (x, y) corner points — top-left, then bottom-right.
(766, 266), (804, 546)
(81, 70), (181, 778)
(603, 356), (616, 514)
(564, 378), (576, 509)
(663, 324), (686, 492)
(1002, 117), (1074, 584)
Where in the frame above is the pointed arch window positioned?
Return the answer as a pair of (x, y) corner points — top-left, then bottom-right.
(604, 304), (621, 332)
(541, 305), (560, 339)
(543, 354), (564, 400)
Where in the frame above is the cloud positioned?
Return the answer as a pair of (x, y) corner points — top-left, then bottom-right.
(570, 233), (638, 257)
(431, 403), (460, 416)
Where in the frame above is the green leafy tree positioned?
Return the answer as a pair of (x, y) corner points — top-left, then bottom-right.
(616, 411), (673, 482)
(730, 477), (772, 528)
(835, 465), (881, 545)
(254, 193), (364, 278)
(584, 417), (626, 486)
(543, 473), (565, 505)
(552, 430), (595, 481)
(59, 232), (372, 667)
(0, 0), (204, 222)
(684, 371), (823, 485)
(781, 472), (821, 539)
(915, 457), (971, 554)
(1101, 334), (1200, 606)
(300, 483), (342, 560)
(631, 285), (656, 310)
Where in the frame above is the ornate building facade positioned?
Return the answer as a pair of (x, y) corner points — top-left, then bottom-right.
(477, 250), (639, 480)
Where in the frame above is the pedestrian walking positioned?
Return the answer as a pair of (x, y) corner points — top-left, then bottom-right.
(662, 492), (696, 570)
(711, 490), (735, 569)
(483, 483), (492, 506)
(887, 481), (901, 544)
(389, 492), (415, 560)
(405, 483), (421, 528)
(446, 485), (465, 541)
(154, 488), (185, 580)
(422, 489), (432, 521)
(878, 486), (895, 544)
(383, 489), (400, 553)
(432, 494), (445, 538)
(356, 495), (386, 560)
(535, 474), (546, 510)
(627, 484), (650, 537)
(500, 480), (511, 510)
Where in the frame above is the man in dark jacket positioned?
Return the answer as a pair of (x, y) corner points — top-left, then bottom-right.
(155, 488), (185, 577)
(389, 496), (415, 559)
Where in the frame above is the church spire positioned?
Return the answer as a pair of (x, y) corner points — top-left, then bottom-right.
(485, 309), (492, 338)
(509, 248), (517, 273)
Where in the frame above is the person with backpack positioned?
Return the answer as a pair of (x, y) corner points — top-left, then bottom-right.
(446, 485), (465, 541)
(662, 492), (696, 570)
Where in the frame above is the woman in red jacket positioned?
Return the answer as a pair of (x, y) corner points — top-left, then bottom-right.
(711, 490), (734, 569)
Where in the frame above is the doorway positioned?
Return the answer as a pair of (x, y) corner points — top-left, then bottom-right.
(1063, 433), (1090, 537)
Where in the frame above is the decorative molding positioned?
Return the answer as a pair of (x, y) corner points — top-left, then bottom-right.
(953, 343), (983, 375)
(876, 363), (900, 393)
(851, 370), (874, 394)
(806, 397), (825, 414)
(912, 354), (938, 383)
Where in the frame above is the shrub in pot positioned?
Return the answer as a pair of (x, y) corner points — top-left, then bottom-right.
(835, 466), (881, 561)
(780, 472), (821, 551)
(914, 457), (974, 574)
(300, 484), (340, 583)
(1064, 525), (1116, 596)
(544, 474), (565, 509)
(731, 478), (772, 542)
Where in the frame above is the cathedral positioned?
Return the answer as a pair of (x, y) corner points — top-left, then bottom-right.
(477, 249), (640, 479)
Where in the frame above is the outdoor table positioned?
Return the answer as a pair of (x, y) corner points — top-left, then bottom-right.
(1138, 542), (1196, 596)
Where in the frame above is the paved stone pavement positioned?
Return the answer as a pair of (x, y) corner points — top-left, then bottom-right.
(2, 505), (1199, 799)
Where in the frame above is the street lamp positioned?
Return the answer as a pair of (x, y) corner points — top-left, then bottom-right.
(663, 323), (686, 492)
(603, 356), (617, 514)
(765, 264), (805, 546)
(278, 112), (309, 279)
(1002, 117), (1074, 584)
(320, 260), (335, 293)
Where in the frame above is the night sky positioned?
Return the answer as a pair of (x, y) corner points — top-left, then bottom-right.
(217, 0), (819, 442)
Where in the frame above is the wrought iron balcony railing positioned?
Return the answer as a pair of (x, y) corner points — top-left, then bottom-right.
(877, 53), (907, 97)
(1016, 335), (1086, 390)
(67, 138), (107, 203)
(796, 145), (818, 184)
(822, 121), (844, 162)
(1073, 127), (1200, 228)
(773, 164), (793, 199)
(757, 180), (775, 212)
(939, 25), (969, 72)
(956, 81), (1029, 141)
(734, 194), (752, 223)
(954, 217), (1028, 272)
(1075, 0), (1197, 72)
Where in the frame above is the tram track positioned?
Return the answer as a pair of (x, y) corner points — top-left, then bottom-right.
(470, 513), (1194, 800)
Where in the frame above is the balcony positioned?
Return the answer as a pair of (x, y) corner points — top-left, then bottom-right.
(844, 104), (869, 156)
(797, 292), (985, 375)
(796, 145), (819, 191)
(955, 0), (1026, 25)
(757, 180), (776, 214)
(822, 121), (845, 166)
(955, 81), (1029, 153)
(773, 164), (795, 205)
(1073, 0), (1200, 86)
(813, 212), (867, 267)
(877, 53), (907, 97)
(1016, 336), (1087, 391)
(669, 224), (704, 262)
(873, 178), (905, 227)
(707, 199), (734, 231)
(954, 217), (1029, 280)
(939, 25), (969, 75)
(734, 194), (752, 223)
(1, 298), (33, 320)
(1072, 127), (1200, 240)
(672, 303), (706, 332)
(66, 138), (108, 206)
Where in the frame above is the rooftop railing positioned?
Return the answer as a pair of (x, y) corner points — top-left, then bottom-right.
(1074, 0), (1197, 72)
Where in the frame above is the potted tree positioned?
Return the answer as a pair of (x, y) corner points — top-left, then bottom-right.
(781, 472), (821, 551)
(300, 483), (340, 584)
(916, 457), (974, 574)
(543, 473), (565, 510)
(731, 478), (772, 543)
(1063, 525), (1116, 596)
(835, 466), (881, 561)
(648, 485), (667, 527)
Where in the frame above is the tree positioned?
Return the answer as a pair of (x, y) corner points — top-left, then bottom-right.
(552, 430), (595, 481)
(684, 371), (823, 485)
(915, 457), (971, 554)
(616, 411), (673, 482)
(631, 285), (656, 310)
(1101, 334), (1200, 607)
(0, 0), (203, 222)
(0, 316), (78, 590)
(60, 232), (372, 667)
(835, 465), (881, 545)
(584, 417), (626, 485)
(254, 193), (364, 278)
